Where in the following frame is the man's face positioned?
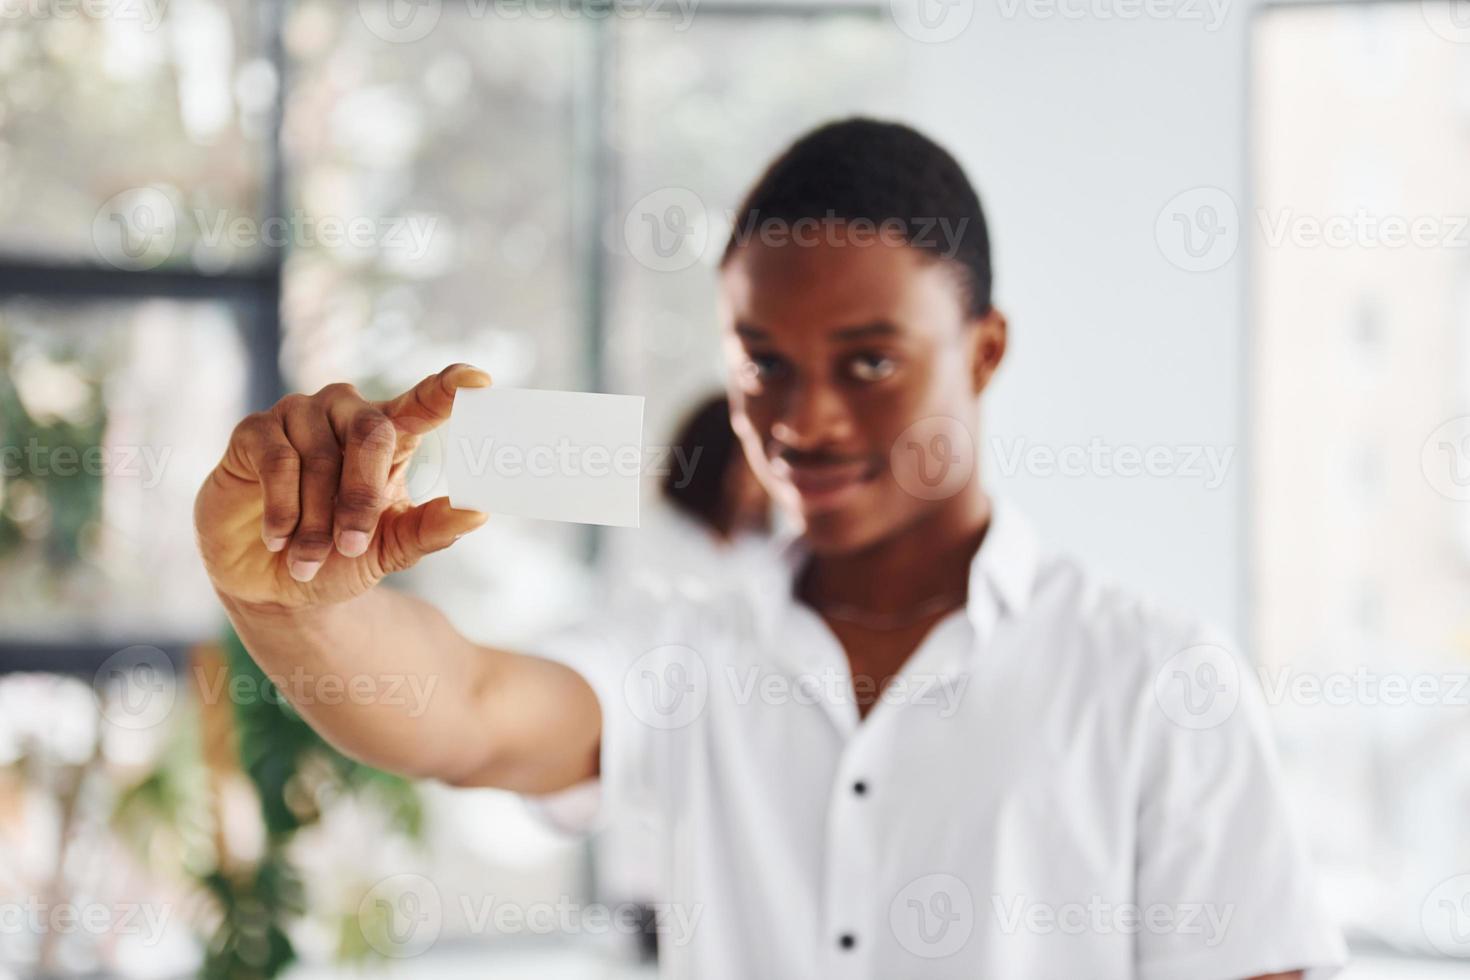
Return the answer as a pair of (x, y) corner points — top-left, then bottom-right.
(719, 231), (1002, 555)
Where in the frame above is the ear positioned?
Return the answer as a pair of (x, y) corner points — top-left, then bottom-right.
(968, 307), (1008, 395)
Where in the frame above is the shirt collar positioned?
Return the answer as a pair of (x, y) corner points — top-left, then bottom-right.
(967, 496), (1039, 624)
(761, 496), (1041, 633)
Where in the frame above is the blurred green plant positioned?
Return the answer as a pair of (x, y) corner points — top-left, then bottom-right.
(0, 325), (107, 571)
(111, 630), (424, 979)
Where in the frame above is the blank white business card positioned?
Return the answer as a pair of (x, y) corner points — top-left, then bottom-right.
(444, 387), (645, 527)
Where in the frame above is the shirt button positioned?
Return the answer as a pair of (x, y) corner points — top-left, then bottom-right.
(838, 933), (857, 951)
(852, 780), (867, 796)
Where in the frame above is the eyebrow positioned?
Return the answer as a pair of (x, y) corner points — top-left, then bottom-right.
(831, 321), (898, 342)
(734, 320), (899, 342)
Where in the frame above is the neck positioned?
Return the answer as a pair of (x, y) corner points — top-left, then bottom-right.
(801, 485), (993, 616)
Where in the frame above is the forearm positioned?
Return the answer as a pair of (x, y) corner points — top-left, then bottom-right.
(221, 586), (507, 783)
(219, 585), (601, 792)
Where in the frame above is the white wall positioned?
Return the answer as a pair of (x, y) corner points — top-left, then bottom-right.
(900, 0), (1260, 636)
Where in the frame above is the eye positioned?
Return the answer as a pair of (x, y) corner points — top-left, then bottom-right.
(751, 353), (787, 380)
(738, 352), (788, 390)
(847, 352), (896, 383)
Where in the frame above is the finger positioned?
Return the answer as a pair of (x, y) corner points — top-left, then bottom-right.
(378, 363), (491, 432)
(279, 396), (342, 582)
(227, 412), (300, 551)
(376, 497), (488, 575)
(328, 402), (396, 558)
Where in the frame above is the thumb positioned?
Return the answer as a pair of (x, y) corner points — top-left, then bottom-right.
(378, 363), (492, 432)
(377, 497), (488, 574)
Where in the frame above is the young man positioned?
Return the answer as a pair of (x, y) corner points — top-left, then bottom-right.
(194, 119), (1344, 979)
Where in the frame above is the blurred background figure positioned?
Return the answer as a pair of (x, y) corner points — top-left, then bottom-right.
(634, 392), (771, 587)
(661, 394), (769, 557)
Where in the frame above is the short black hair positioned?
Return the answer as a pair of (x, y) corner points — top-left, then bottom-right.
(661, 394), (743, 538)
(720, 118), (993, 319)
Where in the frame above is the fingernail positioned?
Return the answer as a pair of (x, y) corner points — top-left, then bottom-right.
(337, 531), (370, 558)
(289, 559), (322, 582)
(264, 536), (288, 553)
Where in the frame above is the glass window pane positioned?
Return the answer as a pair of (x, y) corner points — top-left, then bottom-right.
(280, 1), (584, 396)
(612, 14), (909, 448)
(1251, 2), (1470, 952)
(0, 297), (249, 644)
(0, 0), (275, 270)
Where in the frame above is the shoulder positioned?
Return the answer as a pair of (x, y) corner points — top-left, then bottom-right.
(1022, 545), (1242, 685)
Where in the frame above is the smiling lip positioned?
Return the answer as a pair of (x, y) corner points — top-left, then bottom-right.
(774, 458), (877, 510)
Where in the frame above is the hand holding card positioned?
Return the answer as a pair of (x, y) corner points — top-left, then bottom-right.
(444, 387), (645, 527)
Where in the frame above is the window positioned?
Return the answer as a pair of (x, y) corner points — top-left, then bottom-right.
(0, 297), (247, 642)
(1251, 2), (1470, 955)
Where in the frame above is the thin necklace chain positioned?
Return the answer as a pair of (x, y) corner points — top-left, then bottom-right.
(814, 590), (969, 631)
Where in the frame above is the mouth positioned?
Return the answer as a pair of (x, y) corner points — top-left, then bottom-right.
(771, 456), (880, 512)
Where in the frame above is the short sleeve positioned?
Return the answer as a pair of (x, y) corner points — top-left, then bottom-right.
(1137, 628), (1348, 980)
(520, 589), (707, 836)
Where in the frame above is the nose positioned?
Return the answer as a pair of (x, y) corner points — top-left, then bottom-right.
(771, 379), (854, 452)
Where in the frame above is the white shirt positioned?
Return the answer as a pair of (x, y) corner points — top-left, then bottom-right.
(531, 501), (1347, 980)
